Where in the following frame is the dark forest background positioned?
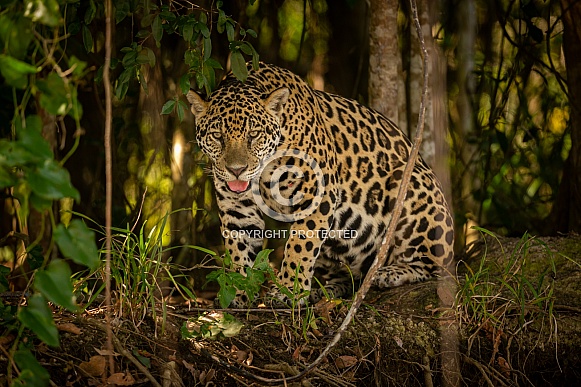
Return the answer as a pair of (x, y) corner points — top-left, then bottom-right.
(1, 0), (580, 286)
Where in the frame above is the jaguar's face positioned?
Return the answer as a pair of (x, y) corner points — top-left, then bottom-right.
(187, 86), (289, 193)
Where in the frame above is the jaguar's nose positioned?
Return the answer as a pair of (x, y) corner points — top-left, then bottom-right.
(226, 165), (248, 178)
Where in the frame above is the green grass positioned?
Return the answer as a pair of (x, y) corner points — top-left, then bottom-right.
(73, 211), (204, 334)
(455, 228), (557, 344)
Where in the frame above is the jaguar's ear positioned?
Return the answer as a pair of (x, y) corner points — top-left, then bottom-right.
(186, 90), (207, 119)
(264, 87), (289, 117)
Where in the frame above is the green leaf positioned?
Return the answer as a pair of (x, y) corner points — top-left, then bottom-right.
(136, 48), (155, 66)
(0, 15), (33, 60)
(177, 100), (188, 122)
(226, 22), (235, 42)
(183, 23), (193, 42)
(184, 49), (200, 68)
(161, 99), (176, 115)
(216, 275), (237, 308)
(252, 50), (259, 71)
(253, 249), (273, 272)
(12, 182), (30, 222)
(132, 349), (151, 368)
(217, 9), (226, 33)
(68, 20), (80, 35)
(202, 65), (216, 93)
(203, 37), (212, 60)
(13, 349), (50, 387)
(198, 22), (210, 39)
(84, 0), (96, 24)
(18, 294), (59, 347)
(82, 24), (94, 53)
(240, 42), (252, 55)
(230, 51), (247, 83)
(54, 219), (100, 270)
(205, 58), (223, 70)
(116, 79), (129, 100)
(27, 160), (80, 201)
(0, 141), (39, 168)
(34, 260), (78, 312)
(115, 68), (134, 100)
(246, 28), (257, 38)
(140, 13), (154, 27)
(135, 29), (150, 39)
(191, 245), (218, 256)
(36, 73), (71, 116)
(0, 266), (9, 293)
(69, 55), (88, 78)
(23, 0), (61, 27)
(195, 72), (204, 90)
(245, 42), (259, 70)
(27, 245), (44, 270)
(0, 166), (17, 189)
(121, 46), (141, 68)
(0, 54), (38, 89)
(152, 15), (162, 47)
(199, 12), (207, 25)
(29, 193), (53, 211)
(179, 73), (191, 95)
(16, 114), (53, 162)
(116, 0), (131, 24)
(218, 312), (243, 337)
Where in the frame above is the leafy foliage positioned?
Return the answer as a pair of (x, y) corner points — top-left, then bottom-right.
(73, 211), (199, 329)
(443, 0), (570, 235)
(207, 249), (275, 308)
(181, 311), (243, 340)
(0, 0), (258, 383)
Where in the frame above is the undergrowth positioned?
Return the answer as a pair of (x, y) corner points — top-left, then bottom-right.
(455, 228), (559, 375)
(200, 248), (328, 342)
(73, 211), (205, 333)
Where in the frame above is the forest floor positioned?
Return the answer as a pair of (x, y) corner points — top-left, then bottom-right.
(1, 233), (581, 386)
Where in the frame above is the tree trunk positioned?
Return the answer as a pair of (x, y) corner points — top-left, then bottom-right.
(550, 0), (581, 233)
(368, 0), (400, 122)
(326, 0), (368, 99)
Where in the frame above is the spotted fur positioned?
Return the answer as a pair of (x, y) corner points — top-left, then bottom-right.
(187, 63), (454, 307)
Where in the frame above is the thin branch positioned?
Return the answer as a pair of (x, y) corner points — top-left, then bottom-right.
(103, 0), (115, 378)
(294, 0), (308, 70)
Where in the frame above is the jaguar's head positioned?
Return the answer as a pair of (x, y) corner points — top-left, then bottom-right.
(187, 85), (289, 193)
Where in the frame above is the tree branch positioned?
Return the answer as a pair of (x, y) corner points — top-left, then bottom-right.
(103, 0), (115, 378)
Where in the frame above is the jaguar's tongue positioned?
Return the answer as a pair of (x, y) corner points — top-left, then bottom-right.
(227, 180), (250, 193)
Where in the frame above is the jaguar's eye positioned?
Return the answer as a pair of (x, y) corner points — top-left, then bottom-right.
(210, 131), (222, 141)
(248, 130), (260, 139)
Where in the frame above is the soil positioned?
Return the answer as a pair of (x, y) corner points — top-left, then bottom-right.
(1, 233), (581, 386)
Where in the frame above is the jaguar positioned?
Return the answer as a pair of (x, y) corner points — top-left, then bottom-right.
(187, 62), (454, 307)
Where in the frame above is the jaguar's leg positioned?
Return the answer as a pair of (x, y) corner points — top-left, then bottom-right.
(215, 183), (265, 308)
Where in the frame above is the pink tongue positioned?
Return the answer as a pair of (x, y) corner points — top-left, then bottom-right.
(227, 180), (250, 193)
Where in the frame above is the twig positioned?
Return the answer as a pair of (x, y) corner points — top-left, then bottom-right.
(422, 355), (434, 387)
(203, 0), (430, 384)
(86, 319), (163, 387)
(461, 355), (495, 387)
(374, 336), (382, 387)
(103, 0), (115, 378)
